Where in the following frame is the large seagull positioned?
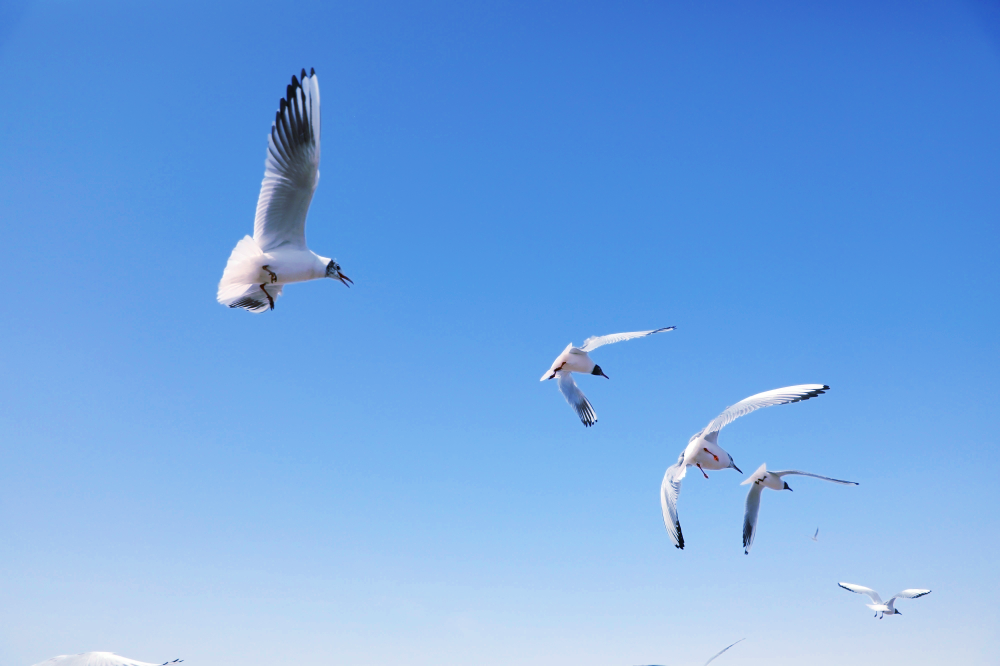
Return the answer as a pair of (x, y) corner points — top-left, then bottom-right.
(660, 384), (829, 549)
(218, 68), (351, 313)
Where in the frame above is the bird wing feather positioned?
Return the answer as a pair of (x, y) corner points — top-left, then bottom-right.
(556, 370), (597, 427)
(660, 454), (687, 549)
(771, 470), (859, 485)
(253, 69), (321, 252)
(701, 385), (829, 436)
(839, 582), (883, 605)
(742, 483), (764, 554)
(578, 327), (675, 352)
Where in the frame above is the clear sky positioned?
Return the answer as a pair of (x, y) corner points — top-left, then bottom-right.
(1, 1), (998, 665)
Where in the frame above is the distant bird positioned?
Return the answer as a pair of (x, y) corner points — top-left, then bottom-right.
(539, 327), (675, 426)
(811, 527), (819, 542)
(218, 68), (352, 313)
(32, 653), (165, 666)
(740, 463), (857, 554)
(636, 638), (745, 666)
(839, 583), (931, 619)
(660, 384), (829, 550)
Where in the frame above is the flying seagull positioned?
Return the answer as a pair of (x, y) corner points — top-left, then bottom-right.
(217, 68), (351, 313)
(740, 463), (857, 554)
(660, 384), (829, 550)
(31, 653), (172, 666)
(811, 527), (819, 542)
(539, 327), (675, 426)
(838, 583), (931, 619)
(636, 638), (745, 666)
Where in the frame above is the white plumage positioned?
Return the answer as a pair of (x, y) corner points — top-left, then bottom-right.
(839, 582), (931, 618)
(218, 68), (351, 313)
(660, 384), (829, 550)
(539, 327), (675, 427)
(740, 463), (857, 554)
(31, 653), (181, 666)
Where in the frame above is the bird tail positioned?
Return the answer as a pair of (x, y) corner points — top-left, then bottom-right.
(217, 236), (281, 312)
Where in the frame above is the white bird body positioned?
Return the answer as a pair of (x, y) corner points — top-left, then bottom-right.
(540, 327), (675, 427)
(540, 344), (598, 378)
(740, 463), (857, 554)
(217, 69), (351, 313)
(839, 582), (931, 619)
(660, 384), (830, 550)
(682, 431), (736, 472)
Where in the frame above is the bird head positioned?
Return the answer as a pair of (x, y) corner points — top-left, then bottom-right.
(783, 481), (793, 491)
(893, 609), (902, 615)
(591, 364), (609, 379)
(326, 260), (353, 287)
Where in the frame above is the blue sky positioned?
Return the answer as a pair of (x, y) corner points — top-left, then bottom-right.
(1, 1), (998, 664)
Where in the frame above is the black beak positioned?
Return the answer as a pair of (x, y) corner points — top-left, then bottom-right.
(731, 462), (742, 474)
(338, 273), (353, 287)
(784, 482), (792, 491)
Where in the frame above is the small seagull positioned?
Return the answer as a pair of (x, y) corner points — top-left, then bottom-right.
(636, 638), (745, 666)
(839, 582), (931, 619)
(217, 68), (352, 313)
(740, 463), (857, 554)
(811, 527), (820, 542)
(660, 384), (829, 550)
(539, 327), (675, 427)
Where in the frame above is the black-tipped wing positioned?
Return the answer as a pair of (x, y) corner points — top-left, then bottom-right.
(702, 384), (829, 436)
(839, 582), (883, 605)
(772, 470), (859, 485)
(742, 483), (763, 554)
(704, 638), (745, 666)
(226, 284), (283, 313)
(253, 69), (321, 252)
(556, 370), (597, 426)
(660, 454), (687, 549)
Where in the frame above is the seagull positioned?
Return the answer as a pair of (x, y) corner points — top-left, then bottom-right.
(539, 327), (675, 426)
(811, 527), (819, 542)
(636, 638), (745, 666)
(838, 583), (931, 619)
(660, 384), (829, 549)
(740, 463), (857, 554)
(31, 653), (166, 666)
(217, 68), (352, 313)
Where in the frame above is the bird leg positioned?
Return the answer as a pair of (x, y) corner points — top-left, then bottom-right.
(262, 265), (277, 284)
(703, 447), (720, 462)
(697, 464), (709, 479)
(260, 283), (274, 310)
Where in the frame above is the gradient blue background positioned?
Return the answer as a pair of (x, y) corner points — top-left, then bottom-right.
(1, 1), (998, 664)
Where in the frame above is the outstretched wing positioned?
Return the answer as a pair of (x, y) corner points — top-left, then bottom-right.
(772, 470), (858, 485)
(742, 483), (764, 555)
(556, 370), (597, 427)
(839, 582), (883, 605)
(224, 283), (284, 313)
(254, 68), (321, 252)
(702, 384), (829, 436)
(578, 327), (675, 353)
(890, 589), (931, 602)
(660, 454), (687, 549)
(704, 638), (745, 666)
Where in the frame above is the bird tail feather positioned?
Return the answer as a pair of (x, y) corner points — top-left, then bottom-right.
(217, 236), (280, 312)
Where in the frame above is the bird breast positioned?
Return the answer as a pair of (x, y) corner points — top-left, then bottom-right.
(562, 350), (595, 374)
(258, 249), (328, 284)
(684, 436), (731, 471)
